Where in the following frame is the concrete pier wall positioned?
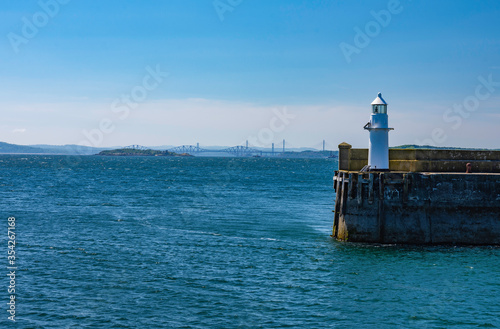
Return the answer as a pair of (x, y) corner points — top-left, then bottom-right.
(338, 143), (500, 173)
(333, 171), (500, 244)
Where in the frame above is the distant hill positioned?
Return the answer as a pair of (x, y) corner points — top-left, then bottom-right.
(0, 142), (46, 154)
(31, 144), (111, 155)
(393, 144), (499, 150)
(393, 144), (442, 149)
(0, 142), (112, 155)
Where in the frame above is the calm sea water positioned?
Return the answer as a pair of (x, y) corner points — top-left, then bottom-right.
(0, 155), (499, 328)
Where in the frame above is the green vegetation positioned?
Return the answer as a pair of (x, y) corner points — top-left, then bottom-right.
(97, 148), (191, 157)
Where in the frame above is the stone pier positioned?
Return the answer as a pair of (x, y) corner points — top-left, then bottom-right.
(333, 144), (500, 245)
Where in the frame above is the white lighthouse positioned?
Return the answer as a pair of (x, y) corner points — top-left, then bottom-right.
(363, 92), (393, 170)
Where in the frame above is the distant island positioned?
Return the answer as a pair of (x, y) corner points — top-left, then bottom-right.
(97, 148), (192, 157)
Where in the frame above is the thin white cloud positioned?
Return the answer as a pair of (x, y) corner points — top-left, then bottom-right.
(12, 128), (26, 133)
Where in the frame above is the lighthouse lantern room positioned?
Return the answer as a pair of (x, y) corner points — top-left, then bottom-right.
(363, 92), (393, 170)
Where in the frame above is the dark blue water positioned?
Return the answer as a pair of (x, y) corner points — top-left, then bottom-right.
(0, 155), (499, 328)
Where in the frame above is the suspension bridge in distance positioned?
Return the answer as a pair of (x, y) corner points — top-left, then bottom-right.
(166, 145), (266, 156)
(125, 139), (334, 157)
(126, 144), (278, 157)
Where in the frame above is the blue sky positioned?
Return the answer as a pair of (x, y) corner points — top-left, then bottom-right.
(1, 0), (500, 149)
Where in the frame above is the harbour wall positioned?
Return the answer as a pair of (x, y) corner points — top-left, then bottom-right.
(338, 142), (500, 173)
(333, 144), (500, 244)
